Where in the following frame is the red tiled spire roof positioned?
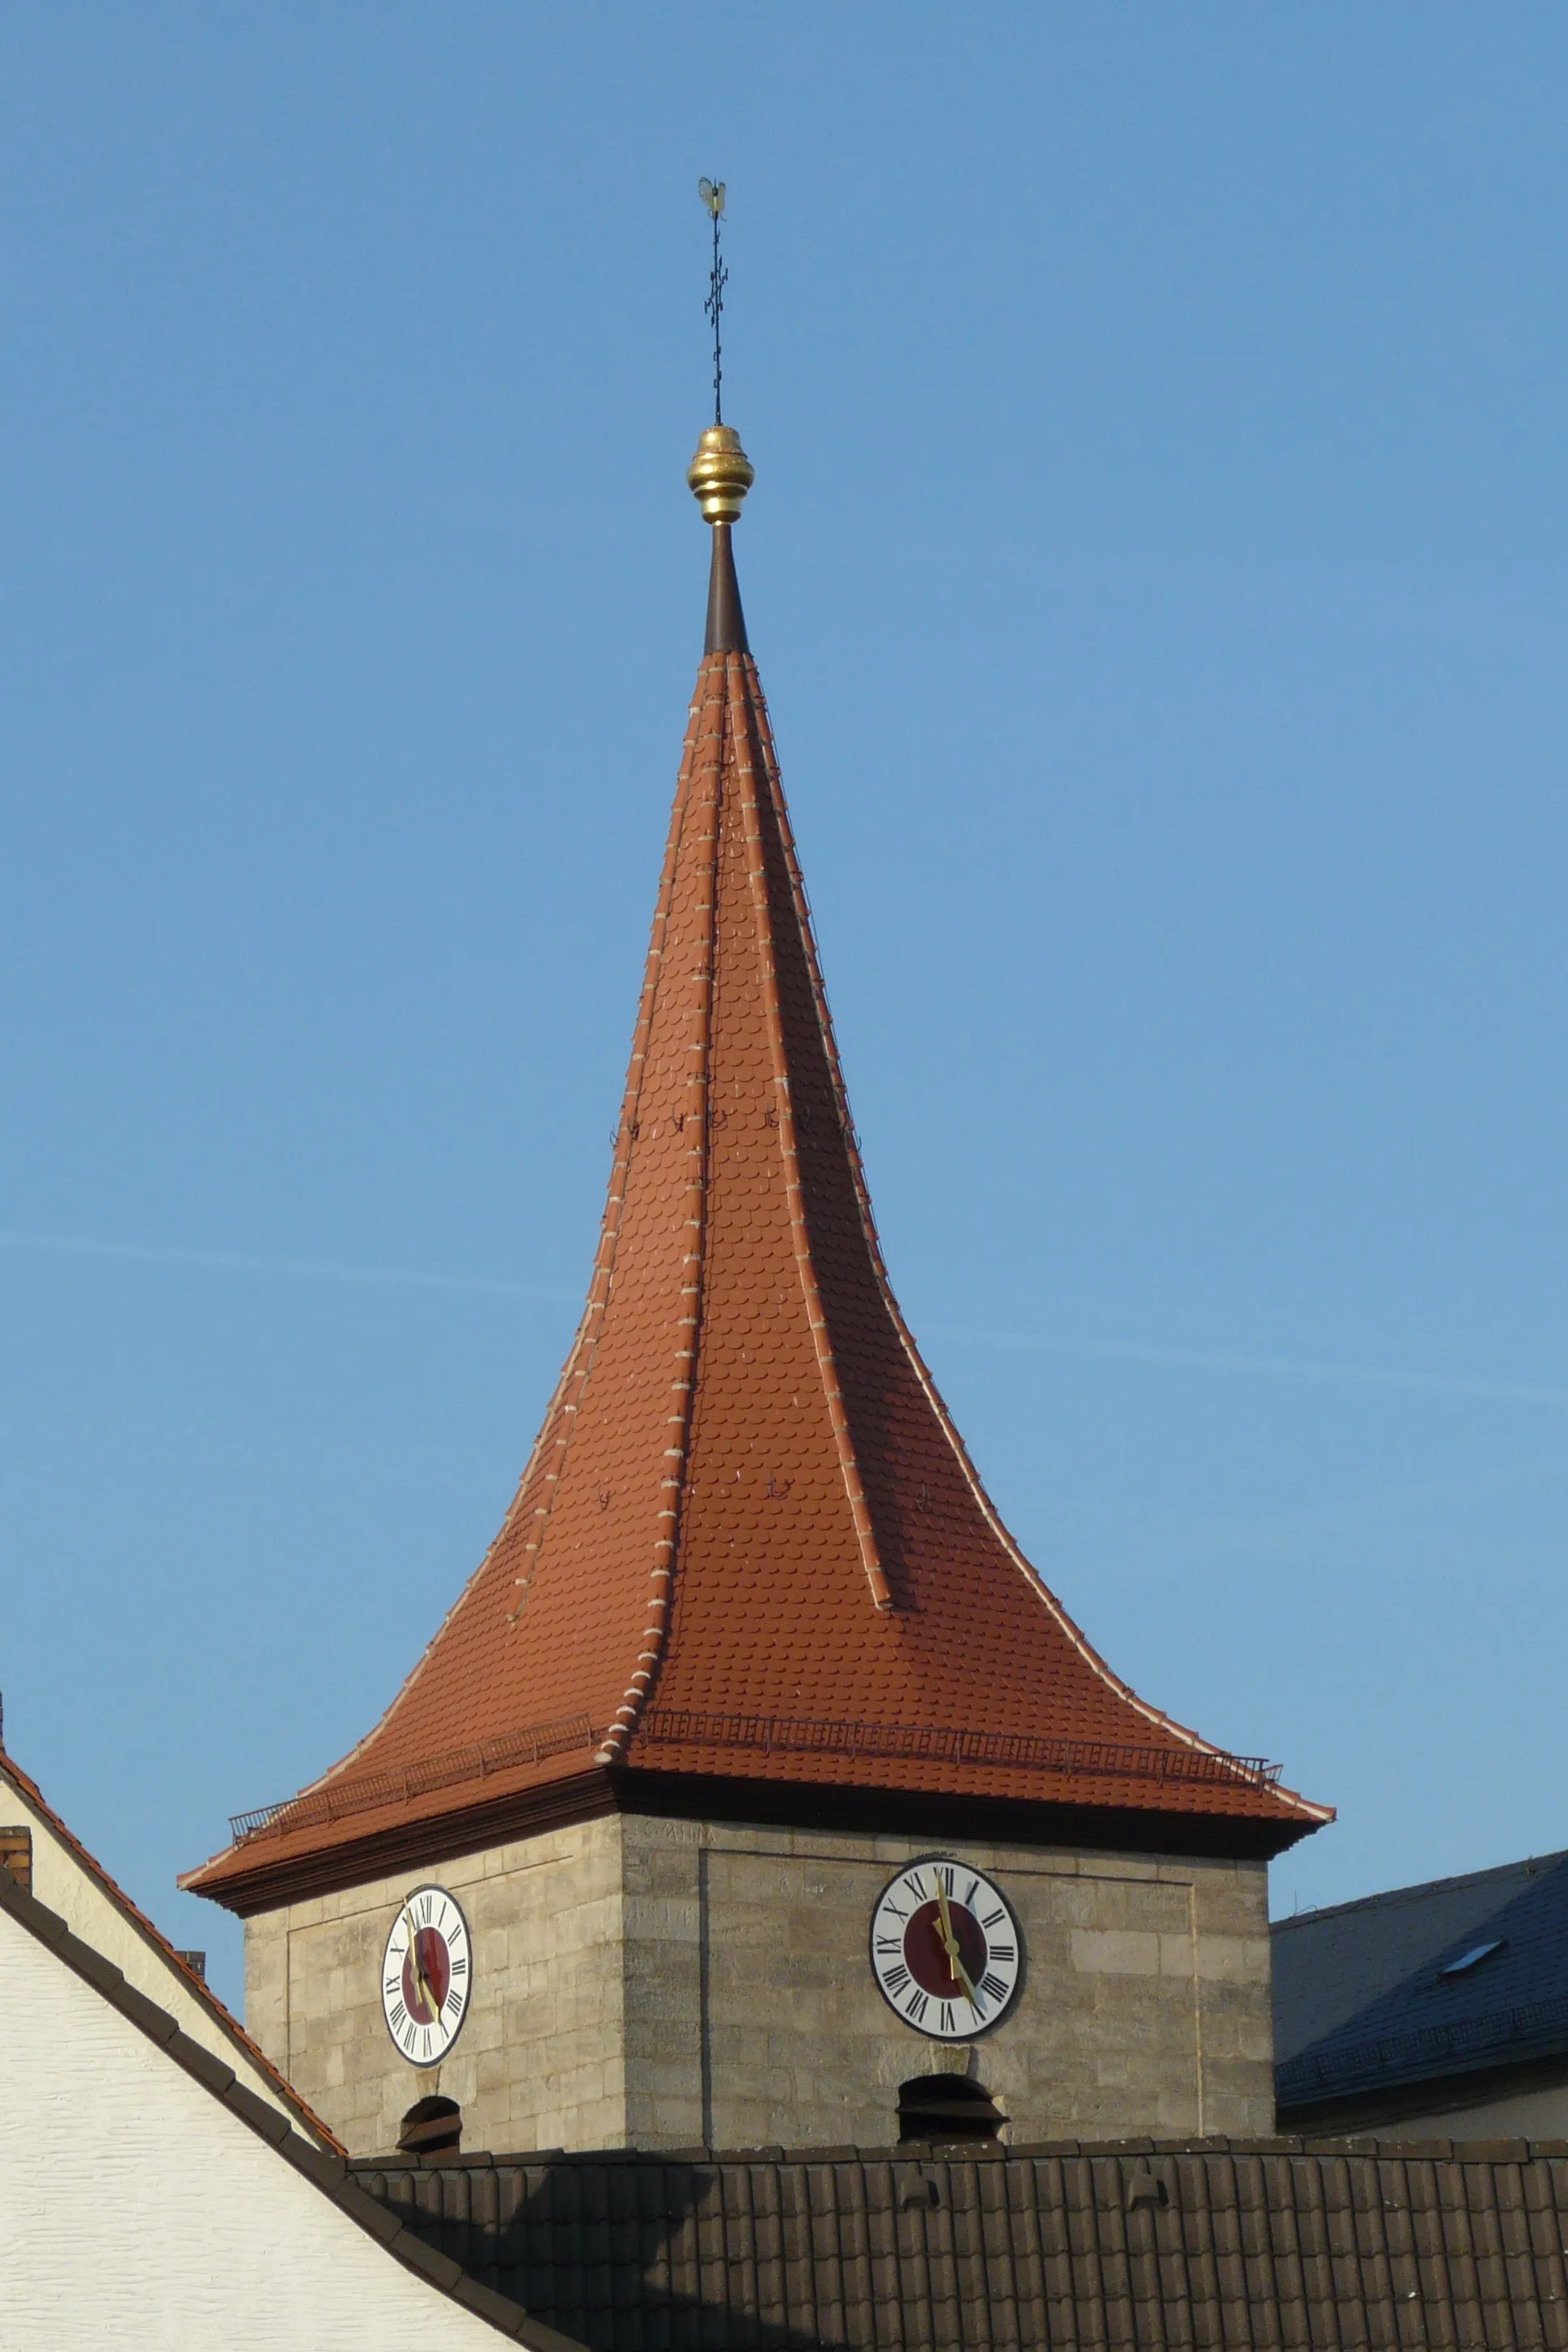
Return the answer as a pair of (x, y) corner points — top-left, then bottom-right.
(185, 439), (1329, 1910)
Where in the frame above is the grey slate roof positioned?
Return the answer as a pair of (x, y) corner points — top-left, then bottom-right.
(1273, 1850), (1568, 2112)
(354, 2138), (1568, 2351)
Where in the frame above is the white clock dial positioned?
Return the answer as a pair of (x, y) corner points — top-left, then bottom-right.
(870, 1858), (1021, 2040)
(380, 1884), (472, 2066)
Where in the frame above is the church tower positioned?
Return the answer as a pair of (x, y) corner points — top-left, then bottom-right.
(184, 388), (1329, 2159)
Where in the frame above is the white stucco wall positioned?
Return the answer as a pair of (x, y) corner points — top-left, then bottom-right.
(2, 1770), (308, 2136)
(0, 1905), (511, 2350)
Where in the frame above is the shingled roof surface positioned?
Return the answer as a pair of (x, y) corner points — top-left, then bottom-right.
(187, 525), (1326, 1908)
(355, 2137), (1568, 2351)
(1276, 1851), (1568, 2117)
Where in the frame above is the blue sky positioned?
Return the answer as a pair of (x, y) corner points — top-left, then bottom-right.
(2, 6), (1566, 2013)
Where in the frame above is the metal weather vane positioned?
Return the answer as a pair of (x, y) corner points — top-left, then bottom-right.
(684, 176), (753, 550)
(698, 176), (727, 425)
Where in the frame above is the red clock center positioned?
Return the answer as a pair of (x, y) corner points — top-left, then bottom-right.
(904, 1900), (988, 1998)
(401, 1926), (450, 2026)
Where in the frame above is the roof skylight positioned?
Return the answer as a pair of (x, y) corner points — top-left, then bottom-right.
(1438, 1939), (1507, 1976)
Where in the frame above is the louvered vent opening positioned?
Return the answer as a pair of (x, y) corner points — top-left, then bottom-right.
(0, 1828), (32, 1892)
(397, 2096), (463, 2155)
(897, 2074), (1004, 2143)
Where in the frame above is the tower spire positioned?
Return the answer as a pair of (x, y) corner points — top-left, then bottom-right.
(183, 275), (1329, 1918)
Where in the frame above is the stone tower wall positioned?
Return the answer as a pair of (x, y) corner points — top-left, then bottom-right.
(245, 1815), (1273, 2157)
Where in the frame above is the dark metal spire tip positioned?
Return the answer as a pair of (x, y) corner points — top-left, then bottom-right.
(705, 523), (748, 656)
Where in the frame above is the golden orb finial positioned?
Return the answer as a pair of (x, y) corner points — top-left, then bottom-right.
(687, 423), (754, 525)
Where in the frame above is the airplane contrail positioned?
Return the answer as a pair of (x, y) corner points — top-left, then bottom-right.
(927, 1324), (1568, 1410)
(2, 1229), (1560, 1409)
(0, 1228), (573, 1305)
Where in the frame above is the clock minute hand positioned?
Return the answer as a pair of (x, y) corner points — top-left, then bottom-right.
(934, 1876), (982, 2008)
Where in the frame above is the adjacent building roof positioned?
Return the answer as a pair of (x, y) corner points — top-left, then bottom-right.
(186, 466), (1328, 1914)
(1275, 1850), (1568, 2120)
(0, 1740), (337, 2149)
(0, 1855), (579, 2348)
(355, 2136), (1568, 2352)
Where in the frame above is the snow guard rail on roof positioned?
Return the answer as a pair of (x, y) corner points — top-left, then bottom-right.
(228, 1710), (1281, 1844)
(635, 1709), (1282, 1785)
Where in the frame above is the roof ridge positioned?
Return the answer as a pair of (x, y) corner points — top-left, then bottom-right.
(1, 1744), (337, 2151)
(732, 657), (888, 1614)
(744, 682), (1325, 1807)
(1273, 1850), (1568, 1933)
(262, 660), (727, 1803)
(595, 657), (727, 1756)
(350, 2129), (1568, 2168)
(0, 1860), (573, 2346)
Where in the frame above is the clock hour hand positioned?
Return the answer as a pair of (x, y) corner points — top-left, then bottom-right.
(403, 1905), (434, 2019)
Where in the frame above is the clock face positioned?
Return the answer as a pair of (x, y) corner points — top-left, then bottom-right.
(381, 1884), (471, 2066)
(870, 1858), (1021, 2040)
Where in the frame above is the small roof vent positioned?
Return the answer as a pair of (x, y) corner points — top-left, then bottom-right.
(897, 2075), (1004, 2144)
(0, 1827), (32, 1892)
(1439, 1938), (1507, 1977)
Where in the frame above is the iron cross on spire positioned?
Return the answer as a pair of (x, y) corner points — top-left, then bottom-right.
(698, 176), (727, 425)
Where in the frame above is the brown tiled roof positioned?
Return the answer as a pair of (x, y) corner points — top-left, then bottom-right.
(185, 522), (1327, 1909)
(355, 2137), (1568, 2352)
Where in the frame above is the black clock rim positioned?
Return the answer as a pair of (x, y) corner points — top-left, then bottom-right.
(867, 1854), (1023, 2041)
(381, 1880), (475, 2065)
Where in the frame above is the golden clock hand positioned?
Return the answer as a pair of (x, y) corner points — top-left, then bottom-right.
(934, 1875), (981, 2007)
(934, 1877), (963, 1980)
(403, 1906), (434, 2019)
